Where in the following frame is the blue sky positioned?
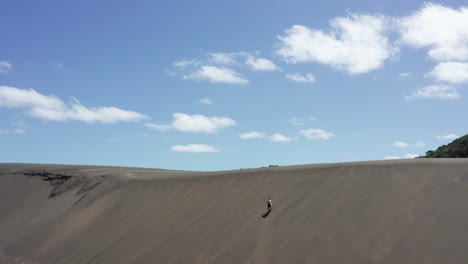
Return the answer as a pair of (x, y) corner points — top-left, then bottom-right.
(1, 0), (467, 171)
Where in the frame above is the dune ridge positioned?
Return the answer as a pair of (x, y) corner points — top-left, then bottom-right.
(1, 159), (468, 264)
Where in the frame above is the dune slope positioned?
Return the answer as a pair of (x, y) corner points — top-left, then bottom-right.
(1, 159), (468, 264)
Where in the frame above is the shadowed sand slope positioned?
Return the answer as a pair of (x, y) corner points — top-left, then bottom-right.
(1, 159), (468, 264)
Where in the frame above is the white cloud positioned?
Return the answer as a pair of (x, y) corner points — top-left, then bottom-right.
(208, 53), (239, 65)
(285, 73), (315, 83)
(205, 52), (280, 71)
(385, 153), (419, 159)
(0, 86), (148, 123)
(239, 131), (295, 143)
(0, 128), (26, 135)
(399, 72), (411, 78)
(172, 113), (236, 133)
(269, 133), (292, 143)
(245, 57), (279, 71)
(429, 62), (468, 84)
(384, 155), (402, 160)
(414, 141), (426, 147)
(0, 61), (12, 74)
(172, 59), (199, 68)
(12, 120), (27, 128)
(405, 85), (460, 100)
(0, 86), (66, 110)
(290, 117), (304, 126)
(13, 128), (26, 135)
(148, 113), (236, 134)
(276, 14), (397, 74)
(437, 134), (459, 140)
(398, 3), (468, 61)
(239, 131), (266, 139)
(173, 52), (278, 83)
(393, 141), (409, 147)
(145, 123), (172, 132)
(299, 128), (334, 140)
(55, 62), (67, 71)
(183, 66), (248, 84)
(309, 117), (319, 121)
(63, 103), (148, 123)
(170, 144), (219, 153)
(393, 141), (425, 147)
(197, 97), (214, 105)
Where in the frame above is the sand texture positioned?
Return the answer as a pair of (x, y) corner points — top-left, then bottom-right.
(1, 159), (468, 264)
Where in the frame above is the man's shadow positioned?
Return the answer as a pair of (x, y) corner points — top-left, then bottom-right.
(262, 209), (271, 218)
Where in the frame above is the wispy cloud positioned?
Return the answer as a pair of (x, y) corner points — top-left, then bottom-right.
(384, 155), (401, 160)
(144, 123), (172, 132)
(11, 120), (27, 128)
(146, 113), (236, 134)
(197, 97), (214, 105)
(393, 141), (409, 147)
(208, 52), (239, 65)
(172, 59), (199, 68)
(414, 141), (425, 147)
(0, 60), (12, 74)
(55, 62), (68, 71)
(0, 128), (26, 135)
(0, 86), (148, 123)
(299, 128), (334, 140)
(13, 128), (26, 134)
(399, 72), (411, 78)
(405, 85), (460, 100)
(183, 66), (248, 84)
(239, 131), (266, 139)
(239, 131), (292, 143)
(240, 128), (333, 143)
(393, 141), (425, 147)
(285, 73), (315, 83)
(207, 52), (279, 71)
(172, 113), (236, 133)
(290, 117), (319, 126)
(170, 144), (219, 153)
(385, 153), (419, 159)
(290, 117), (304, 126)
(437, 134), (459, 140)
(172, 52), (278, 84)
(269, 133), (292, 143)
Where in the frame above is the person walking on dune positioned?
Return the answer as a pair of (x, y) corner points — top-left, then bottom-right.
(262, 198), (273, 218)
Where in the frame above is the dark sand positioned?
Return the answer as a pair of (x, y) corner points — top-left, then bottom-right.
(1, 159), (468, 264)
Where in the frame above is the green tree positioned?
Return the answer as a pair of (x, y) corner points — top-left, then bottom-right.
(422, 134), (468, 158)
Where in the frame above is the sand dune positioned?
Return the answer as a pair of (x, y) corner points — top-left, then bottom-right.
(1, 159), (468, 264)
